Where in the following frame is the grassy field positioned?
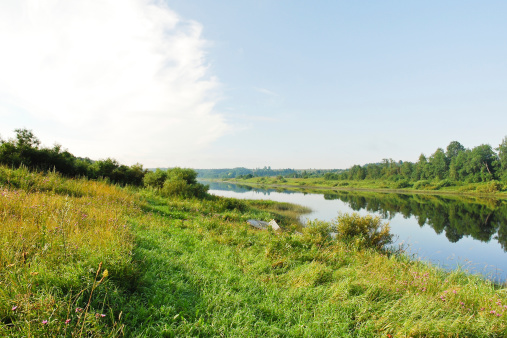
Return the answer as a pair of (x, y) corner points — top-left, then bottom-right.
(223, 176), (507, 197)
(1, 166), (507, 337)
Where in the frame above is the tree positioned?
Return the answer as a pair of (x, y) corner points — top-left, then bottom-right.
(349, 165), (365, 180)
(400, 161), (413, 179)
(14, 128), (40, 149)
(446, 141), (465, 159)
(413, 154), (429, 180)
(429, 148), (448, 180)
(466, 144), (497, 182)
(496, 136), (507, 180)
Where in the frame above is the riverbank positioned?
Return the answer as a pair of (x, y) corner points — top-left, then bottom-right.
(218, 176), (507, 198)
(1, 167), (506, 336)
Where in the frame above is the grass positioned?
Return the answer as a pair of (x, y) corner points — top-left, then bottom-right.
(1, 166), (507, 336)
(0, 166), (138, 336)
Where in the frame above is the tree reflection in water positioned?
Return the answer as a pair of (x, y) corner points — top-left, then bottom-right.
(323, 192), (507, 251)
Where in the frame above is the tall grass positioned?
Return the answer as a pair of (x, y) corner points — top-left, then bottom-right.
(2, 166), (506, 336)
(0, 166), (138, 336)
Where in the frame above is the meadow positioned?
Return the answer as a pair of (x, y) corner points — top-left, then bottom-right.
(1, 166), (506, 337)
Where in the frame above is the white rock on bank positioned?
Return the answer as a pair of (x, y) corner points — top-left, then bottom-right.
(269, 219), (281, 231)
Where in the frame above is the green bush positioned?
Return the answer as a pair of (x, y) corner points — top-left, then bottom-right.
(394, 179), (411, 189)
(413, 180), (431, 190)
(476, 180), (501, 193)
(145, 168), (208, 198)
(332, 213), (392, 249)
(435, 179), (453, 189)
(143, 169), (168, 188)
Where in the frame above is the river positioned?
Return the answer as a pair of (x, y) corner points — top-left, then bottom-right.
(204, 181), (507, 283)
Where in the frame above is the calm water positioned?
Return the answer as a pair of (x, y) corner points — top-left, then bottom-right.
(205, 181), (507, 282)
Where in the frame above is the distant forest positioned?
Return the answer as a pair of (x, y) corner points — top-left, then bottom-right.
(333, 139), (507, 184)
(195, 167), (344, 179)
(198, 138), (507, 186)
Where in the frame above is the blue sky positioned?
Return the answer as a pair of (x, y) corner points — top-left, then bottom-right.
(1, 1), (506, 169)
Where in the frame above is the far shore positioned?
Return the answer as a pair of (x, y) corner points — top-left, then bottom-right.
(201, 177), (507, 199)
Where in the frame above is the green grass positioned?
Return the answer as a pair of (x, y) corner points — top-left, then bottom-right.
(1, 166), (507, 337)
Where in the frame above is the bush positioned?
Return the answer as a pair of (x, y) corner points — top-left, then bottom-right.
(143, 169), (168, 189)
(413, 180), (431, 190)
(394, 180), (411, 189)
(435, 179), (453, 189)
(476, 180), (502, 193)
(145, 168), (208, 198)
(332, 213), (392, 249)
(301, 219), (334, 247)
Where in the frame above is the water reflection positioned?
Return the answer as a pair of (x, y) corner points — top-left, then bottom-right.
(322, 191), (507, 252)
(205, 181), (507, 281)
(204, 181), (299, 195)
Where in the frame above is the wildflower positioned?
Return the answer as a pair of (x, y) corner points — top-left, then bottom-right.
(76, 307), (83, 313)
(65, 319), (71, 324)
(490, 310), (497, 315)
(42, 320), (48, 325)
(460, 302), (464, 306)
(12, 306), (18, 311)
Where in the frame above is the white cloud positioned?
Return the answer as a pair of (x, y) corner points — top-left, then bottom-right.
(254, 87), (279, 97)
(0, 0), (227, 166)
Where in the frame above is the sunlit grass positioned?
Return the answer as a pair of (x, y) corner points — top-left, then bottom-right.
(0, 166), (138, 336)
(1, 165), (506, 336)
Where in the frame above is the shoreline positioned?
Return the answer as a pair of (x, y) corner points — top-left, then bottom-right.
(205, 178), (507, 199)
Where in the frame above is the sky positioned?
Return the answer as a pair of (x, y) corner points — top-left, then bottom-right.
(1, 0), (506, 169)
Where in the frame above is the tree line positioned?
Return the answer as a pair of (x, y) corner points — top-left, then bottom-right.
(0, 129), (146, 186)
(195, 167), (343, 179)
(332, 139), (507, 185)
(0, 128), (209, 197)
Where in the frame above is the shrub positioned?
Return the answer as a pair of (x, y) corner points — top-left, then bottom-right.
(145, 168), (208, 198)
(332, 213), (392, 249)
(143, 169), (168, 189)
(476, 180), (502, 193)
(301, 219), (333, 247)
(435, 179), (453, 189)
(413, 180), (431, 190)
(394, 179), (411, 189)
